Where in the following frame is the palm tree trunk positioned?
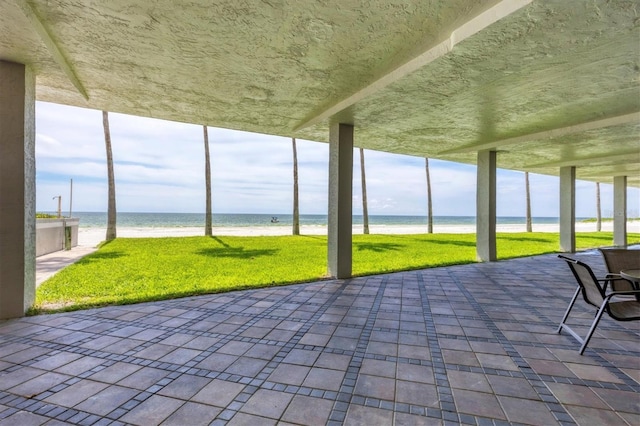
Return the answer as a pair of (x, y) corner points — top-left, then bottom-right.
(102, 111), (116, 241)
(292, 138), (300, 235)
(425, 158), (433, 233)
(525, 171), (532, 232)
(596, 182), (601, 232)
(204, 125), (212, 237)
(359, 148), (369, 234)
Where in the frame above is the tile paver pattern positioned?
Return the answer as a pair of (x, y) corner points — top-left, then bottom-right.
(1, 250), (638, 425)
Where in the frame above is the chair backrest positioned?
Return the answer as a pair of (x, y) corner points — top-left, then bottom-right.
(599, 249), (640, 291)
(558, 255), (606, 307)
(599, 248), (640, 272)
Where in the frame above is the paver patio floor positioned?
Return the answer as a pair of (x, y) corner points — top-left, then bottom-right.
(1, 250), (638, 425)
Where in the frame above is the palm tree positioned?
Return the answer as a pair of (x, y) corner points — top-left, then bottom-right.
(102, 111), (116, 241)
(292, 138), (300, 235)
(359, 147), (369, 234)
(525, 171), (532, 232)
(596, 182), (601, 232)
(425, 158), (433, 233)
(204, 125), (212, 236)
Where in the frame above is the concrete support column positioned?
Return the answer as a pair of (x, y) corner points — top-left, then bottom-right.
(613, 176), (627, 247)
(0, 61), (36, 319)
(476, 150), (496, 262)
(327, 123), (353, 278)
(559, 166), (576, 253)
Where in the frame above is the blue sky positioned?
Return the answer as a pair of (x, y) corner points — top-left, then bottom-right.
(35, 101), (639, 218)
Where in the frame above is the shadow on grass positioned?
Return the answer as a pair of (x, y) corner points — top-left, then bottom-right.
(298, 235), (326, 241)
(77, 251), (127, 263)
(576, 234), (617, 241)
(202, 236), (279, 258)
(197, 247), (279, 259)
(497, 235), (551, 243)
(412, 239), (476, 247)
(97, 239), (116, 249)
(210, 236), (231, 248)
(355, 242), (404, 252)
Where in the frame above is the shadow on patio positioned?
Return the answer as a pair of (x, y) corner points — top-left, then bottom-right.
(1, 250), (638, 425)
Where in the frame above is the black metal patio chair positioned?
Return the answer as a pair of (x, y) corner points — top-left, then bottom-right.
(557, 255), (640, 354)
(598, 248), (640, 292)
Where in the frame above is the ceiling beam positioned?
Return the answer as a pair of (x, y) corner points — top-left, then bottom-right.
(15, 0), (88, 100)
(579, 169), (640, 179)
(439, 112), (640, 154)
(293, 0), (532, 132)
(525, 151), (640, 169)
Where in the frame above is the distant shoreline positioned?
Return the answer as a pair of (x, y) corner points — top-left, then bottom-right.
(78, 221), (640, 248)
(45, 211), (620, 228)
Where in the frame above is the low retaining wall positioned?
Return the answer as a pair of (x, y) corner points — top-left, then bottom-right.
(36, 218), (80, 257)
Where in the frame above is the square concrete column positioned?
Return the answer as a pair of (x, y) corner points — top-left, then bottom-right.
(476, 150), (496, 262)
(0, 61), (36, 319)
(559, 166), (576, 253)
(327, 123), (353, 278)
(613, 175), (627, 247)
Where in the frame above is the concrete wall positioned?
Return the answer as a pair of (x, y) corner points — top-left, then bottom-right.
(36, 218), (79, 257)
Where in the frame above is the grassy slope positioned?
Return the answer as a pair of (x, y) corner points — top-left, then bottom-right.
(34, 232), (639, 312)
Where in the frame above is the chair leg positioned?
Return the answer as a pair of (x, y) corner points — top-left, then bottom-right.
(579, 300), (608, 355)
(557, 286), (581, 334)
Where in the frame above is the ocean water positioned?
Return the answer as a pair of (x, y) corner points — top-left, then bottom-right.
(48, 212), (575, 228)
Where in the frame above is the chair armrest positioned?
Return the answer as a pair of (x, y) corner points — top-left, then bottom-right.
(603, 275), (630, 282)
(598, 273), (624, 281)
(605, 290), (640, 301)
(600, 276), (636, 293)
(599, 277), (614, 292)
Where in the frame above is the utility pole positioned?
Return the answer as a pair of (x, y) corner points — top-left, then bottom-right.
(69, 178), (73, 217)
(53, 195), (62, 218)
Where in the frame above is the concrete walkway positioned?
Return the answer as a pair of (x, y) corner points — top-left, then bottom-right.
(2, 250), (639, 425)
(36, 246), (98, 287)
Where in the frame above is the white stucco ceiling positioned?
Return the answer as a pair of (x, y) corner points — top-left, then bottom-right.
(1, 0), (638, 185)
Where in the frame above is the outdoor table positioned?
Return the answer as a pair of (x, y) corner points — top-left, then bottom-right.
(620, 269), (640, 290)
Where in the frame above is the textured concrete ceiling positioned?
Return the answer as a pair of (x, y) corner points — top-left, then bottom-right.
(1, 0), (638, 185)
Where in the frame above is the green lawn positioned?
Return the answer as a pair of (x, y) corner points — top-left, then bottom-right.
(34, 232), (639, 313)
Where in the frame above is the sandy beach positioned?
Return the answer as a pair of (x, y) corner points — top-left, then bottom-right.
(77, 221), (640, 248)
